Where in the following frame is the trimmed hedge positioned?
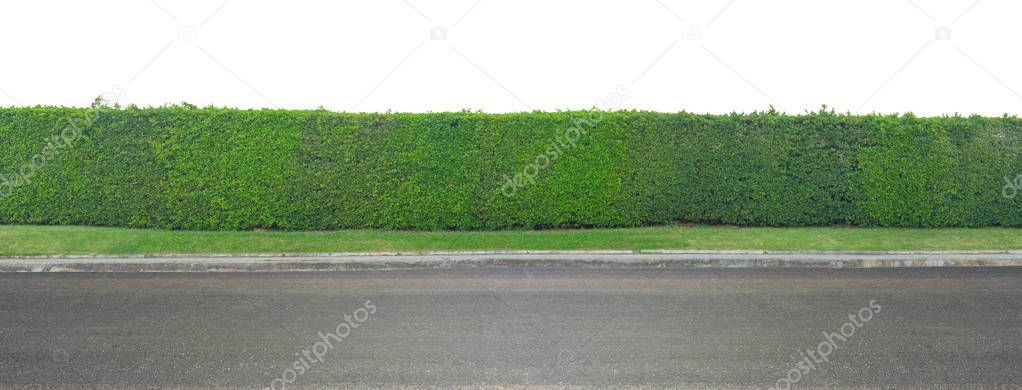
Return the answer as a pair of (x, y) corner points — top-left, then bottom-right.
(1, 106), (1020, 230)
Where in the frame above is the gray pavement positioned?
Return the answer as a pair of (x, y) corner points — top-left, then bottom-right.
(1, 267), (1021, 389)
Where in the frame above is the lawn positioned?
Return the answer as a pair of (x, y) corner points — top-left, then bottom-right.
(1, 225), (1021, 256)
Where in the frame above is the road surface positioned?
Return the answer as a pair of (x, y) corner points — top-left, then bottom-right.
(1, 267), (1021, 389)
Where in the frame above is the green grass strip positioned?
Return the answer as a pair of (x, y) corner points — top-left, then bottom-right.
(1, 225), (1020, 256)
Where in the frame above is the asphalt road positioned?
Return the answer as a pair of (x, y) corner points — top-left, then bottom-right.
(1, 268), (1021, 389)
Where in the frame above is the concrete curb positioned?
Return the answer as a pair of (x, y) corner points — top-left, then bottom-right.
(3, 249), (1021, 260)
(2, 251), (1022, 272)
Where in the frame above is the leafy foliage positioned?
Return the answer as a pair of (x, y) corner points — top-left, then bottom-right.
(0, 106), (1019, 230)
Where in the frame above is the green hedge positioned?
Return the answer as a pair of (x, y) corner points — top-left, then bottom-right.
(1, 106), (1020, 230)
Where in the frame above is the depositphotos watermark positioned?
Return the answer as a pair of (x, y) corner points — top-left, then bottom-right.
(499, 85), (630, 198)
(1003, 174), (1022, 199)
(265, 300), (377, 390)
(762, 299), (882, 390)
(0, 86), (125, 198)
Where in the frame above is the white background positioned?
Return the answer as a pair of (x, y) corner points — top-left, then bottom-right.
(1, 0), (1020, 116)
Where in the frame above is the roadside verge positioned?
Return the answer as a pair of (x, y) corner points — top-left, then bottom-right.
(2, 250), (1022, 272)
